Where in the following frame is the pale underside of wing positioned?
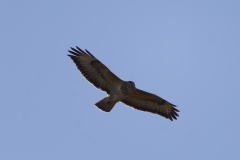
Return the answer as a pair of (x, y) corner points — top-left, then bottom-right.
(68, 46), (122, 94)
(121, 89), (179, 121)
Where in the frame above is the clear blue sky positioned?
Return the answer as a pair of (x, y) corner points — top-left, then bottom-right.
(1, 1), (240, 160)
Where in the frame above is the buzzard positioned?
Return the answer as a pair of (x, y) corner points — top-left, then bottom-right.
(68, 46), (179, 121)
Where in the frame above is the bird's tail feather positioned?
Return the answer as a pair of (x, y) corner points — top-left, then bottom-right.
(95, 97), (116, 112)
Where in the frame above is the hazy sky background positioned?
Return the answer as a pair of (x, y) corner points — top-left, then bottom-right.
(1, 1), (240, 160)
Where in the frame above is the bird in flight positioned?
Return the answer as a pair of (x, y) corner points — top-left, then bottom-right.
(68, 46), (179, 121)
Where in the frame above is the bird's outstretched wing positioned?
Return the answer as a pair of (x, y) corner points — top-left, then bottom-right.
(121, 89), (179, 121)
(68, 46), (122, 93)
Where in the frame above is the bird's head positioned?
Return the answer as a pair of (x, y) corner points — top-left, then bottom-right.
(127, 81), (136, 90)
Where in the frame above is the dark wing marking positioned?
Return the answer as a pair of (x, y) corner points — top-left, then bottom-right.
(68, 46), (122, 93)
(121, 89), (179, 121)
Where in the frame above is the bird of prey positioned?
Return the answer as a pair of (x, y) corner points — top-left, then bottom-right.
(68, 46), (179, 121)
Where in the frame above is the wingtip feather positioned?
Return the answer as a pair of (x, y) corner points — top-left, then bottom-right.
(76, 46), (86, 54)
(85, 49), (95, 58)
(68, 50), (79, 56)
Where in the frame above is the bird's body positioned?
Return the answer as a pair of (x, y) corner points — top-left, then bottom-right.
(95, 81), (136, 112)
(68, 46), (179, 121)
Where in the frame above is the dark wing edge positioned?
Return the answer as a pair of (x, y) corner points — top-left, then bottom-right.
(68, 46), (122, 93)
(68, 46), (95, 58)
(121, 89), (179, 121)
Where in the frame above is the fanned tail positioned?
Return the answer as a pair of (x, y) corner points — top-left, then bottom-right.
(95, 97), (116, 112)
